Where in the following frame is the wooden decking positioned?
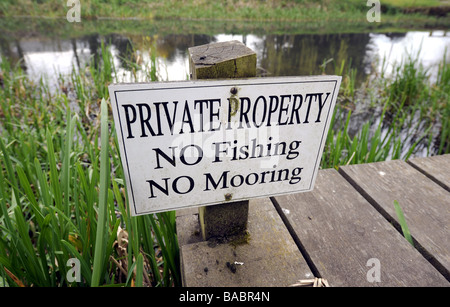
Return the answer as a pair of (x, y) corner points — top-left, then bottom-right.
(176, 154), (450, 287)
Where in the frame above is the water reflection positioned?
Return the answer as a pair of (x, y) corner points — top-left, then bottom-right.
(1, 31), (448, 86)
(366, 31), (449, 82)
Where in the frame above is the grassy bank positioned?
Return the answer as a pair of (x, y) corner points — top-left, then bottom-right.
(0, 40), (448, 286)
(1, 0), (449, 42)
(0, 0), (448, 25)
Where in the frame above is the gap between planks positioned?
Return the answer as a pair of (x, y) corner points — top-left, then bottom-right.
(406, 156), (450, 193)
(271, 165), (449, 286)
(337, 163), (450, 282)
(270, 196), (322, 279)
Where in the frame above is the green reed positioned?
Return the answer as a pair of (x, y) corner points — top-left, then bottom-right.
(0, 43), (178, 287)
(321, 52), (449, 169)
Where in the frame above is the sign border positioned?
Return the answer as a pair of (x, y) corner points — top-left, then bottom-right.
(109, 76), (341, 215)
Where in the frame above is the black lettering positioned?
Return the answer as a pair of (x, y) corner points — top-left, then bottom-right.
(316, 92), (330, 123)
(162, 101), (178, 135)
(277, 169), (289, 181)
(238, 97), (252, 129)
(260, 171), (271, 183)
(273, 141), (287, 156)
(209, 99), (222, 132)
(230, 174), (244, 187)
(303, 94), (315, 124)
(250, 138), (263, 159)
(286, 140), (301, 160)
(245, 173), (259, 185)
(253, 96), (267, 128)
(137, 103), (156, 137)
(147, 178), (170, 198)
(153, 146), (177, 169)
(289, 167), (303, 184)
(277, 95), (290, 126)
(267, 95), (279, 126)
(122, 104), (136, 139)
(204, 171), (229, 191)
(194, 99), (209, 132)
(213, 141), (231, 163)
(180, 100), (194, 134)
(239, 145), (249, 160)
(289, 94), (303, 124)
(227, 97), (239, 130)
(172, 176), (194, 195)
(180, 144), (203, 166)
(153, 102), (164, 136)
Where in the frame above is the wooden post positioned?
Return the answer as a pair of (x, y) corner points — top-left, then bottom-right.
(188, 40), (257, 240)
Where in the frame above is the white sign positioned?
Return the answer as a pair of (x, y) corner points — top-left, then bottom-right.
(109, 76), (341, 216)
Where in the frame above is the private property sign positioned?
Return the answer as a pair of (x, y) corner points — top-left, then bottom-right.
(109, 76), (341, 216)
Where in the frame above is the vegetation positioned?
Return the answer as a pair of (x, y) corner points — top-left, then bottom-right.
(382, 0), (443, 8)
(0, 45), (179, 287)
(394, 200), (414, 247)
(321, 52), (449, 168)
(0, 0), (448, 26)
(1, 0), (449, 42)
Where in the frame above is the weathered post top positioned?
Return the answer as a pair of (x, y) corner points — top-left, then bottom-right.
(189, 40), (256, 241)
(189, 40), (256, 80)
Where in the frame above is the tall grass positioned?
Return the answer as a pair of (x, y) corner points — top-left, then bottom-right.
(0, 43), (178, 287)
(321, 52), (449, 169)
(435, 55), (450, 154)
(393, 200), (414, 247)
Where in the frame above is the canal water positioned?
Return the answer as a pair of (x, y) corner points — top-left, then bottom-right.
(0, 20), (448, 158)
(2, 30), (448, 85)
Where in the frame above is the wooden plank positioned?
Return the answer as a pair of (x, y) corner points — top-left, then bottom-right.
(407, 154), (450, 192)
(339, 160), (450, 281)
(177, 197), (313, 287)
(273, 168), (449, 286)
